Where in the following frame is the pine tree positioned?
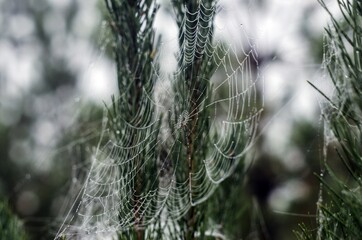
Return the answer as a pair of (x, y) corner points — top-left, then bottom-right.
(297, 0), (362, 239)
(56, 0), (262, 239)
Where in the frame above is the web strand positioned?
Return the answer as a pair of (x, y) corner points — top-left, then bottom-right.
(57, 2), (263, 239)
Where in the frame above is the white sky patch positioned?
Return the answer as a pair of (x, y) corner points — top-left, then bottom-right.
(32, 147), (56, 173)
(263, 63), (291, 107)
(154, 7), (179, 74)
(292, 81), (318, 120)
(264, 61), (319, 120)
(32, 120), (58, 147)
(214, 0), (257, 54)
(269, 179), (309, 212)
(282, 147), (306, 172)
(44, 10), (66, 36)
(78, 58), (117, 105)
(8, 14), (35, 40)
(0, 39), (41, 125)
(66, 39), (94, 72)
(72, 0), (100, 38)
(264, 117), (292, 157)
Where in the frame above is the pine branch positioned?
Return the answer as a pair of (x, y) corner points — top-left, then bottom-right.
(61, 0), (261, 238)
(298, 0), (362, 238)
(0, 200), (28, 240)
(104, 1), (159, 239)
(172, 1), (217, 238)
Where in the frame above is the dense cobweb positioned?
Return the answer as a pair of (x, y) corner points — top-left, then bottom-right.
(56, 1), (263, 239)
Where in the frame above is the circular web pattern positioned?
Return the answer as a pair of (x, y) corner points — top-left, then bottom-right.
(57, 1), (263, 239)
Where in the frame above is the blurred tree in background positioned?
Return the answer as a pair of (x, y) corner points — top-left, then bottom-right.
(0, 0), (107, 238)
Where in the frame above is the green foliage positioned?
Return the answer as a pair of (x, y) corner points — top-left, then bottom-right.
(59, 0), (260, 239)
(298, 0), (362, 239)
(0, 200), (28, 240)
(207, 163), (252, 239)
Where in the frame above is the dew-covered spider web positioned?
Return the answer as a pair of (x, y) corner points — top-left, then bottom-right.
(56, 1), (263, 239)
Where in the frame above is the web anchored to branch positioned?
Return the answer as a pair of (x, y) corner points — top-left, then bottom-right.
(57, 1), (263, 239)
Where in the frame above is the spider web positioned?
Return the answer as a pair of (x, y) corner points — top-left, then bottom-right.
(56, 1), (263, 239)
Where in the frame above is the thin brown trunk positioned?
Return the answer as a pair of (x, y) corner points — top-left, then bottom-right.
(134, 157), (144, 240)
(186, 112), (197, 240)
(133, 74), (144, 240)
(185, 56), (202, 239)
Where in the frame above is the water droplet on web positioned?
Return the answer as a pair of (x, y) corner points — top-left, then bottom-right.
(58, 3), (266, 233)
